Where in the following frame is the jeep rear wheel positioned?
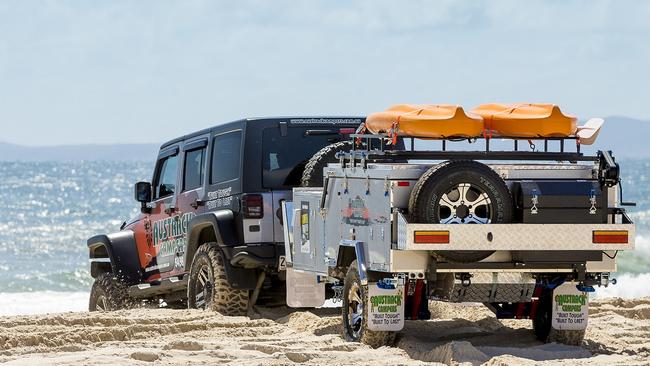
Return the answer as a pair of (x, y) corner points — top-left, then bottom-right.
(89, 273), (135, 311)
(187, 243), (249, 316)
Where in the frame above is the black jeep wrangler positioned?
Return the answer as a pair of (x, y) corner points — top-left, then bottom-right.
(87, 117), (367, 314)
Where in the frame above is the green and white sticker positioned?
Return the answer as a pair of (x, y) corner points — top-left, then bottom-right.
(551, 282), (589, 331)
(367, 283), (405, 332)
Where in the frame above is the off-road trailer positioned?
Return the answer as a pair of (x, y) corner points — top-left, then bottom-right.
(281, 133), (635, 348)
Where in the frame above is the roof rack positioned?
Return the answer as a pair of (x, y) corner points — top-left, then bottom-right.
(347, 133), (598, 162)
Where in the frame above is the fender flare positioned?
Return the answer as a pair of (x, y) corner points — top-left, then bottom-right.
(185, 210), (238, 270)
(338, 240), (369, 285)
(185, 211), (257, 290)
(87, 231), (143, 285)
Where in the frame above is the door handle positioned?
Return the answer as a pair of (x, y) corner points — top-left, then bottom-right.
(164, 206), (176, 215)
(190, 199), (204, 209)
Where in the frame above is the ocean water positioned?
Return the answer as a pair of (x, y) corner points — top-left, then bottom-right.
(0, 160), (648, 316)
(0, 161), (151, 315)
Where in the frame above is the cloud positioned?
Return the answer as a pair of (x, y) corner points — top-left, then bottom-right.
(0, 1), (649, 145)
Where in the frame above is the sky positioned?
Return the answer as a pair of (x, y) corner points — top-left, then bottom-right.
(0, 0), (649, 146)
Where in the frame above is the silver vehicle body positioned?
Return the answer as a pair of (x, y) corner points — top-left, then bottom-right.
(284, 161), (634, 303)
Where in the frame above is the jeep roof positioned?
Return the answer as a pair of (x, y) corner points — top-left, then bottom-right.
(159, 117), (365, 150)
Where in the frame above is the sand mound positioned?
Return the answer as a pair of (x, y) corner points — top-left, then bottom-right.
(590, 297), (650, 319)
(1, 298), (649, 365)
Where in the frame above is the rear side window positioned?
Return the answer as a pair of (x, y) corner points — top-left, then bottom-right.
(211, 131), (242, 184)
(183, 148), (205, 191)
(154, 154), (178, 199)
(262, 127), (343, 189)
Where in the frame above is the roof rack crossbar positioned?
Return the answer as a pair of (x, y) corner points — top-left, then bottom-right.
(349, 133), (584, 157)
(366, 150), (595, 162)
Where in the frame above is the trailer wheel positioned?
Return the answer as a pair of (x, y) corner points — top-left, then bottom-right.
(341, 261), (396, 348)
(533, 290), (586, 346)
(409, 160), (513, 263)
(187, 243), (249, 316)
(89, 273), (135, 311)
(301, 141), (354, 187)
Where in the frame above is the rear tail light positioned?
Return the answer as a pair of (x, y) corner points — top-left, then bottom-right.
(242, 194), (264, 219)
(397, 181), (410, 187)
(593, 230), (628, 244)
(414, 230), (450, 244)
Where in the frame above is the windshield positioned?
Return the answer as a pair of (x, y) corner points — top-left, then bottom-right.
(262, 127), (344, 189)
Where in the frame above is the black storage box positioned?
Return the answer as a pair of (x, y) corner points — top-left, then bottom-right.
(512, 180), (607, 224)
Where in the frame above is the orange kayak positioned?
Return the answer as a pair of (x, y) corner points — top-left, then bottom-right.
(472, 103), (577, 138)
(365, 104), (484, 139)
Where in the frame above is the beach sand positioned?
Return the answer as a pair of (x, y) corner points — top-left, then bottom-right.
(1, 298), (649, 365)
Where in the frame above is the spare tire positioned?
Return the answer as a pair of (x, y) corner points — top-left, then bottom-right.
(408, 160), (513, 263)
(301, 141), (354, 187)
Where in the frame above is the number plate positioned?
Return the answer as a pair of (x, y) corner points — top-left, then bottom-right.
(367, 282), (405, 332)
(551, 282), (589, 331)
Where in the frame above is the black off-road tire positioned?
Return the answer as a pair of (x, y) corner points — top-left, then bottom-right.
(408, 160), (513, 263)
(187, 243), (249, 316)
(89, 273), (135, 311)
(301, 141), (354, 187)
(341, 261), (396, 348)
(533, 290), (586, 346)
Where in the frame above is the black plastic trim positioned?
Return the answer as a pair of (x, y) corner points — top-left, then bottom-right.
(128, 277), (188, 298)
(185, 210), (239, 270)
(183, 138), (208, 151)
(185, 211), (259, 290)
(87, 231), (143, 285)
(158, 146), (179, 159)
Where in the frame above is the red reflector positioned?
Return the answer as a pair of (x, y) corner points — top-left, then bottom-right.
(414, 231), (449, 244)
(593, 230), (628, 244)
(397, 181), (410, 187)
(339, 128), (356, 134)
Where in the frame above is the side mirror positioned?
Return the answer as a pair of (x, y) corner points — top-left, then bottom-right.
(135, 181), (152, 203)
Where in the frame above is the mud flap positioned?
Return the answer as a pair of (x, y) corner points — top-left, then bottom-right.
(285, 267), (325, 308)
(367, 281), (405, 332)
(551, 282), (589, 331)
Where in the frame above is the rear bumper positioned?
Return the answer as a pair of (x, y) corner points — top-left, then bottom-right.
(391, 211), (633, 274)
(221, 242), (285, 269)
(397, 213), (635, 252)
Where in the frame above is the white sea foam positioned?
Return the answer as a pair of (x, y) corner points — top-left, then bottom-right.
(593, 272), (650, 299)
(631, 234), (650, 256)
(0, 291), (88, 316)
(590, 233), (650, 299)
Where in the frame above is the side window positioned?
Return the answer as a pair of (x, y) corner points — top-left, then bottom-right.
(183, 148), (205, 191)
(154, 154), (178, 199)
(211, 131), (242, 184)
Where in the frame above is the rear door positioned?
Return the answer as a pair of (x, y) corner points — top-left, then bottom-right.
(205, 129), (243, 219)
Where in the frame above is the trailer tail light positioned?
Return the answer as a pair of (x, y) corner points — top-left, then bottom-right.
(592, 230), (628, 244)
(414, 230), (450, 244)
(397, 181), (410, 187)
(339, 128), (356, 134)
(242, 194), (264, 219)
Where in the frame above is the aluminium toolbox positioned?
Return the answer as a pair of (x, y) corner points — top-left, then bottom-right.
(512, 180), (607, 224)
